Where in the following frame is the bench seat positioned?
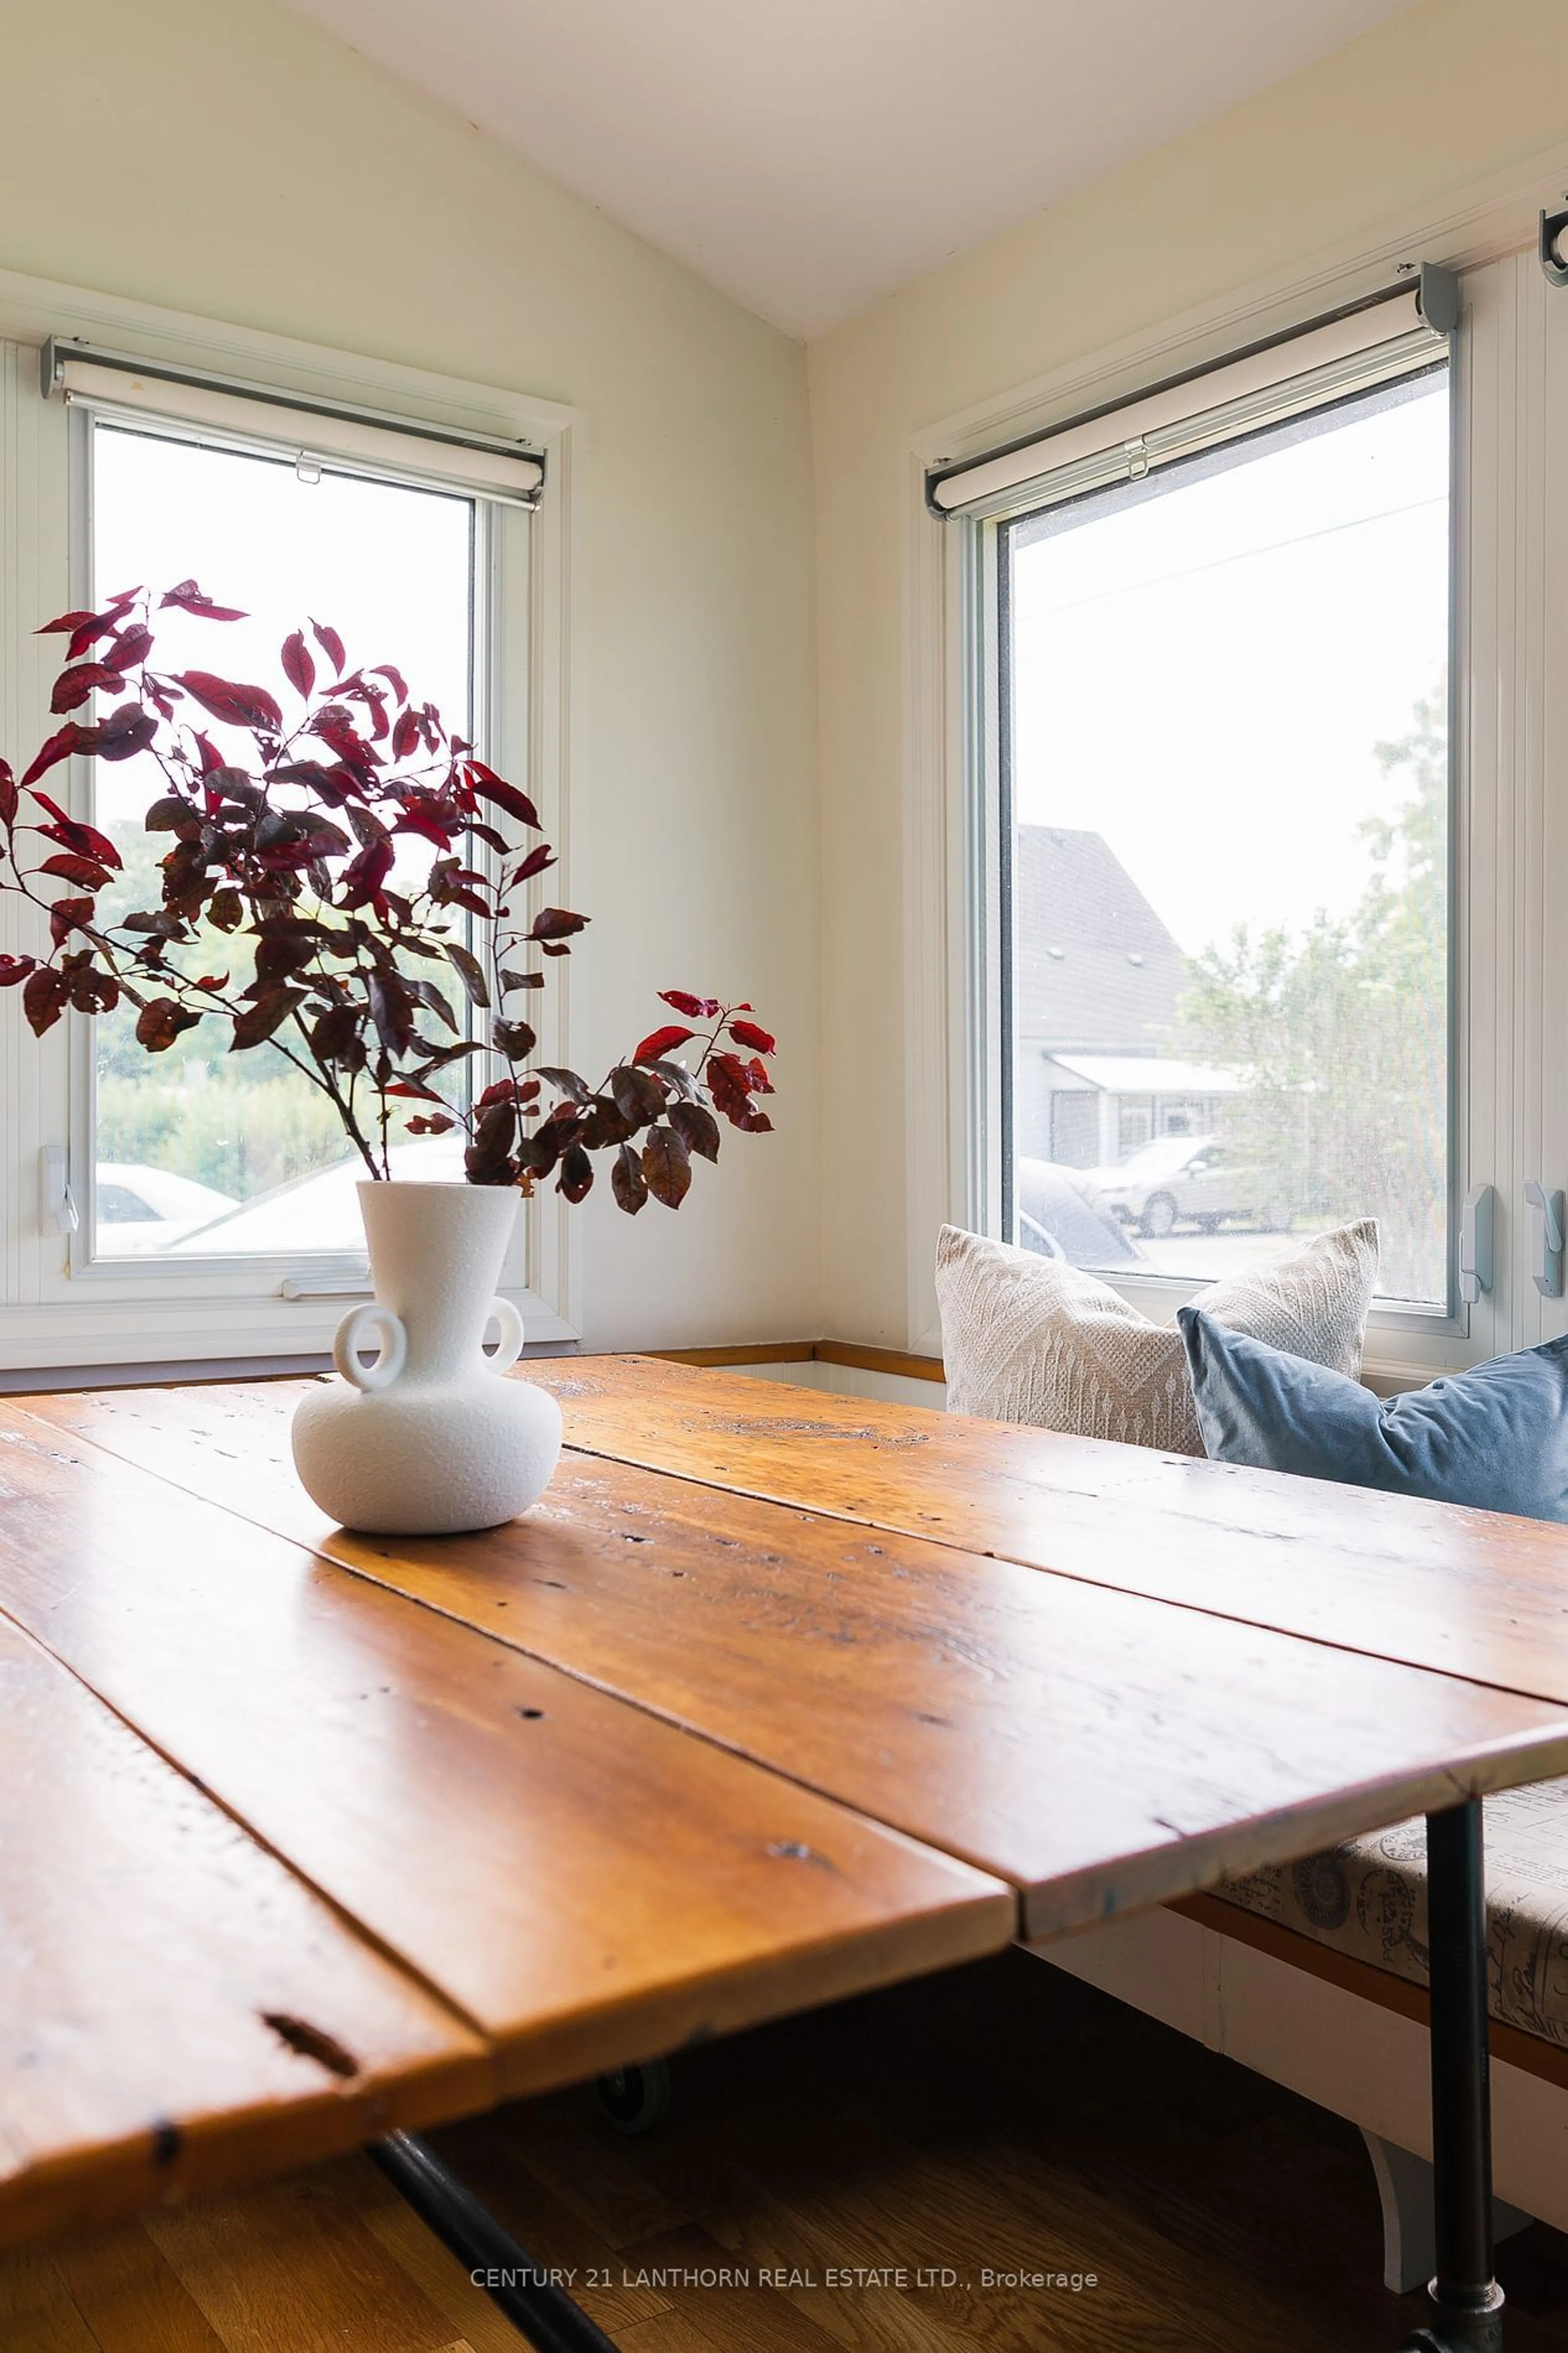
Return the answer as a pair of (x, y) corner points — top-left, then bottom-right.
(1216, 1779), (1568, 2050)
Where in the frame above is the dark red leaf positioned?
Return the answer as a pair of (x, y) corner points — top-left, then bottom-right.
(634, 1024), (695, 1065)
(464, 762), (540, 830)
(728, 1018), (776, 1055)
(611, 1142), (648, 1215)
(20, 725), (84, 788)
(441, 939), (490, 1009)
(338, 837), (394, 911)
(281, 630), (316, 699)
(0, 760), (15, 830)
(670, 1099), (721, 1164)
(365, 971), (416, 1057)
(659, 990), (722, 1020)
(22, 964), (70, 1035)
(104, 624), (154, 675)
(29, 792), (121, 870)
(231, 986), (307, 1051)
(48, 895), (94, 948)
(642, 1124), (693, 1209)
(392, 707), (421, 761)
(506, 842), (557, 887)
(66, 617), (114, 661)
(406, 1113), (457, 1136)
(310, 618), (346, 675)
(175, 671), (284, 732)
(38, 852), (111, 889)
(77, 702), (158, 763)
(537, 1066), (591, 1105)
(50, 661), (129, 715)
(135, 997), (205, 1053)
(492, 1016), (537, 1060)
(372, 663), (409, 703)
(159, 580), (247, 620)
(610, 1063), (666, 1126)
(36, 609), (98, 637)
(0, 952), (37, 987)
(708, 1050), (774, 1133)
(556, 1142), (594, 1204)
(530, 906), (588, 944)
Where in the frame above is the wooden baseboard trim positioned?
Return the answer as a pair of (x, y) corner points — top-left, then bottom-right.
(1171, 1890), (1568, 2095)
(647, 1340), (818, 1369)
(813, 1340), (947, 1383)
(649, 1339), (947, 1381)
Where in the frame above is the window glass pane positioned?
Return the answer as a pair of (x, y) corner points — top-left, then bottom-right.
(1004, 365), (1450, 1306)
(89, 423), (479, 1258)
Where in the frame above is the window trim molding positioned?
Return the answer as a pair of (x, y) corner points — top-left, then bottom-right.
(902, 135), (1568, 1373)
(0, 263), (586, 1373)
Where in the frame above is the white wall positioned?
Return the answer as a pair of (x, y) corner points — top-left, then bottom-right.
(0, 0), (820, 1356)
(807, 0), (1568, 1347)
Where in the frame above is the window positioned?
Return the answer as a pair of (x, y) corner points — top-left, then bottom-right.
(0, 298), (572, 1374)
(948, 286), (1466, 1328)
(1003, 365), (1450, 1304)
(86, 419), (484, 1260)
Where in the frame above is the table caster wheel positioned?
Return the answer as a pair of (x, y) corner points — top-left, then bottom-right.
(595, 2057), (672, 2135)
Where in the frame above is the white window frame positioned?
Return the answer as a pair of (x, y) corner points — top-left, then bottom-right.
(0, 265), (584, 1377)
(903, 143), (1568, 1388)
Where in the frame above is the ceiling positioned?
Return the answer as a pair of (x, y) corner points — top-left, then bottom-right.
(283, 0), (1421, 339)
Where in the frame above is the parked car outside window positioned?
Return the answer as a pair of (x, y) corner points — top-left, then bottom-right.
(1085, 1134), (1287, 1239)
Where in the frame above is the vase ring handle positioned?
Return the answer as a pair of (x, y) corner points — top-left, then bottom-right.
(334, 1302), (408, 1394)
(485, 1295), (525, 1376)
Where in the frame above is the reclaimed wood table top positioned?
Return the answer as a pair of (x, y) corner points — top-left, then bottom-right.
(8, 1353), (1568, 2246)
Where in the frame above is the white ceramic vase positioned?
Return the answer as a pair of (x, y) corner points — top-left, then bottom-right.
(291, 1181), (562, 1535)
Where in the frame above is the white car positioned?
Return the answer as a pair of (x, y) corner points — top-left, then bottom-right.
(95, 1163), (240, 1254)
(167, 1135), (466, 1255)
(1087, 1134), (1285, 1240)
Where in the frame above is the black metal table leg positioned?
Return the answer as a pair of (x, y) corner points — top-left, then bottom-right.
(371, 2130), (620, 2351)
(1402, 1799), (1505, 2353)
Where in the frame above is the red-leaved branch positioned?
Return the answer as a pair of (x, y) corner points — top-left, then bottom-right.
(0, 585), (775, 1209)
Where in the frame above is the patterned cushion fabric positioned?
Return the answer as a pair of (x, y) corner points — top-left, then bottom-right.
(935, 1220), (1379, 1454)
(1218, 1781), (1568, 2049)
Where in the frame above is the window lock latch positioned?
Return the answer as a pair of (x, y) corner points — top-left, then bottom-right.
(38, 1145), (79, 1238)
(1459, 1184), (1494, 1303)
(1525, 1180), (1564, 1298)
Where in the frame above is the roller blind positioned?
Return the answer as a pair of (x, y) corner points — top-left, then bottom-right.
(44, 340), (545, 509)
(928, 283), (1450, 521)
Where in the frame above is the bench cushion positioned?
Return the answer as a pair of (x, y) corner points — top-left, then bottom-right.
(1218, 1780), (1568, 2048)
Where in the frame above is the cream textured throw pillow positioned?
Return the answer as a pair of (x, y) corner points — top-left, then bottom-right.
(935, 1220), (1379, 1454)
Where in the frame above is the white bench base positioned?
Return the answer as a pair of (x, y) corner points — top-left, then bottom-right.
(1025, 1906), (1568, 2286)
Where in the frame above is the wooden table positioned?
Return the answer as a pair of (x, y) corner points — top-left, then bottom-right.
(8, 1356), (1568, 2351)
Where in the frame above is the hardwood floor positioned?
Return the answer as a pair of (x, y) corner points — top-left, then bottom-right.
(11, 1948), (1568, 2352)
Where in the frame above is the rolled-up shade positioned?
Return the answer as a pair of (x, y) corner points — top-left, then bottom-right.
(928, 285), (1445, 520)
(44, 340), (545, 509)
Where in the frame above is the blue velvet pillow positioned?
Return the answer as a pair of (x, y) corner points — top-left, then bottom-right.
(1177, 1307), (1568, 1522)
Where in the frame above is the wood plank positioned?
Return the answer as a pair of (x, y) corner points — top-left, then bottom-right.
(0, 1402), (1012, 2130)
(0, 1612), (487, 2250)
(519, 1355), (1568, 1709)
(19, 1384), (1568, 1942)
